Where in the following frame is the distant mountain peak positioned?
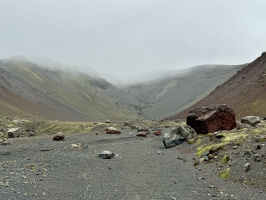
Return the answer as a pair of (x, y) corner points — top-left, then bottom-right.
(7, 55), (29, 62)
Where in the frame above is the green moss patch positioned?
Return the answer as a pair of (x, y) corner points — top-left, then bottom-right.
(220, 168), (231, 180)
(221, 155), (230, 164)
(36, 121), (108, 135)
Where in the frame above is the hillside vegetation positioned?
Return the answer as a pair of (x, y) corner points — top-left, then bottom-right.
(0, 56), (140, 121)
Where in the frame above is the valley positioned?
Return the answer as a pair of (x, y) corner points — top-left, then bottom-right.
(0, 53), (266, 199)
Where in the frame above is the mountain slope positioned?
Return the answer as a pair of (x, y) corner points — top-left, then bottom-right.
(124, 64), (244, 119)
(175, 52), (266, 119)
(0, 56), (140, 121)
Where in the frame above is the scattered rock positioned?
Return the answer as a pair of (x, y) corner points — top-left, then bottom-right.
(241, 116), (261, 127)
(99, 150), (115, 159)
(7, 127), (21, 138)
(124, 121), (130, 126)
(157, 150), (162, 155)
(208, 154), (215, 159)
(130, 125), (138, 130)
(244, 163), (251, 172)
(138, 127), (150, 133)
(244, 150), (252, 155)
(70, 144), (81, 148)
(163, 138), (184, 148)
(254, 154), (263, 162)
(40, 148), (52, 152)
(194, 161), (199, 166)
(53, 133), (65, 141)
(105, 127), (121, 134)
(187, 104), (237, 134)
(154, 130), (162, 136)
(105, 119), (111, 123)
(1, 139), (11, 145)
(203, 156), (209, 161)
(136, 131), (147, 137)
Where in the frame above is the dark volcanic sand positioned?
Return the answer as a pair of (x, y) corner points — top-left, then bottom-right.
(0, 129), (265, 200)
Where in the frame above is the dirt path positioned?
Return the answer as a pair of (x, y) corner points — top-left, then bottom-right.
(0, 130), (265, 200)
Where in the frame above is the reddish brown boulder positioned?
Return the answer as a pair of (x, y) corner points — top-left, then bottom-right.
(187, 104), (237, 134)
(105, 127), (121, 134)
(154, 130), (162, 136)
(136, 131), (147, 137)
(53, 133), (65, 141)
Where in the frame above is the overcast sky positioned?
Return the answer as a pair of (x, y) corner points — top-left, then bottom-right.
(1, 0), (266, 83)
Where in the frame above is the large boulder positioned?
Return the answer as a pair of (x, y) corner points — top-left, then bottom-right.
(187, 104), (237, 134)
(241, 116), (261, 127)
(163, 124), (196, 148)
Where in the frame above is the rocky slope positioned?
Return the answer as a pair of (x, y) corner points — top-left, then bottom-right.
(124, 64), (244, 119)
(174, 52), (266, 119)
(0, 56), (140, 121)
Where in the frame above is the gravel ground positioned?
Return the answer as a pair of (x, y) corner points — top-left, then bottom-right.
(0, 129), (265, 200)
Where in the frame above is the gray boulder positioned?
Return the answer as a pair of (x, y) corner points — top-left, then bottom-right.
(99, 150), (115, 159)
(163, 125), (196, 148)
(241, 116), (261, 127)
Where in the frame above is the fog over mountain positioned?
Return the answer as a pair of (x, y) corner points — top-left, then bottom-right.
(1, 0), (266, 83)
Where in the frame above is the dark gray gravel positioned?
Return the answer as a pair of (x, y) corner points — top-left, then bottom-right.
(0, 131), (265, 200)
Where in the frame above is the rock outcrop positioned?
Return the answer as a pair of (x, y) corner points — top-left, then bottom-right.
(187, 105), (237, 134)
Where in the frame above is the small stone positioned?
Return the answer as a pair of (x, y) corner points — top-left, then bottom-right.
(254, 154), (263, 162)
(233, 146), (238, 149)
(136, 132), (147, 137)
(99, 150), (115, 159)
(105, 127), (121, 134)
(194, 161), (199, 166)
(203, 156), (209, 161)
(154, 130), (162, 136)
(257, 144), (262, 149)
(1, 140), (11, 145)
(200, 158), (205, 163)
(53, 133), (65, 141)
(244, 163), (251, 172)
(208, 154), (215, 159)
(70, 144), (81, 148)
(244, 150), (251, 155)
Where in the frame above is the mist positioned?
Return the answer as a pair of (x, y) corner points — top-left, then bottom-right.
(1, 0), (266, 84)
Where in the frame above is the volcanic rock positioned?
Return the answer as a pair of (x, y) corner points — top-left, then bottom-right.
(187, 104), (237, 134)
(105, 127), (121, 134)
(99, 150), (115, 159)
(53, 133), (65, 141)
(136, 132), (148, 137)
(241, 116), (261, 127)
(154, 130), (162, 136)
